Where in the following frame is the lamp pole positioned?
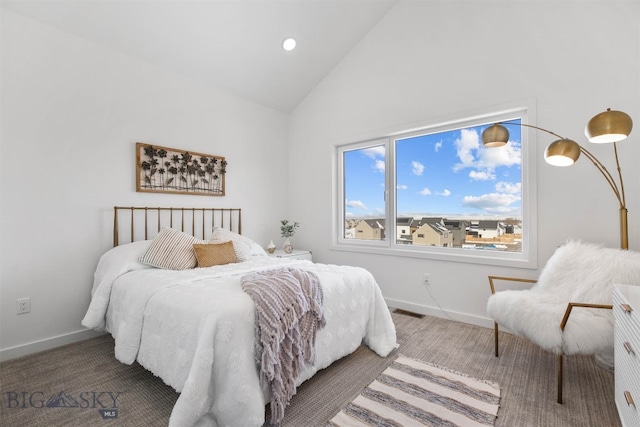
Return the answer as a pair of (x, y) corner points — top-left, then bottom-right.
(572, 142), (627, 249)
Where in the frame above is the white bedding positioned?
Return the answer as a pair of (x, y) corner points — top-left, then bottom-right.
(82, 242), (397, 427)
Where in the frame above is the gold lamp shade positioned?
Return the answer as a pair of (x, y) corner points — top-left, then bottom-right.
(482, 124), (510, 147)
(585, 109), (633, 143)
(544, 139), (581, 166)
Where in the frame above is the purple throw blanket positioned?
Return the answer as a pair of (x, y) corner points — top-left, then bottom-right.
(241, 267), (325, 425)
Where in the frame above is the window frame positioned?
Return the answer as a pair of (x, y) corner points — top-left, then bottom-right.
(333, 102), (538, 269)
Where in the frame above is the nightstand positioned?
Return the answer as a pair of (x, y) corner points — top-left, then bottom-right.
(268, 249), (312, 261)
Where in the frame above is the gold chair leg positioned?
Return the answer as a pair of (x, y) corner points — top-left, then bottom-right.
(557, 354), (563, 404)
(494, 322), (499, 357)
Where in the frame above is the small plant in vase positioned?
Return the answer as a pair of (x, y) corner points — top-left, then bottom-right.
(280, 220), (299, 254)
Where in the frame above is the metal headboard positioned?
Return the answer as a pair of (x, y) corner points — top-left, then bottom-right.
(113, 206), (242, 246)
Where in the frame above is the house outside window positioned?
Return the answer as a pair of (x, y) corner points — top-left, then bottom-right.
(335, 102), (537, 268)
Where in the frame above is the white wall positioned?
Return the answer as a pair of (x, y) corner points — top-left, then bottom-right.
(2, 1), (639, 360)
(0, 10), (290, 359)
(289, 1), (640, 324)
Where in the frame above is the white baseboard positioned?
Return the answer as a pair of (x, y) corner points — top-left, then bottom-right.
(0, 329), (106, 362)
(385, 297), (495, 329)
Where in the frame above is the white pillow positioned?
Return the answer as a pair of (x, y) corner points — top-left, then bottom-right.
(139, 228), (206, 270)
(211, 227), (263, 261)
(249, 241), (268, 257)
(91, 240), (153, 296)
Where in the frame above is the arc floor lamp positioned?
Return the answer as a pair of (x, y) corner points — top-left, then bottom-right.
(482, 109), (633, 249)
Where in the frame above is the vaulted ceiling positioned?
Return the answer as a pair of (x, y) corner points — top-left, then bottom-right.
(2, 0), (398, 113)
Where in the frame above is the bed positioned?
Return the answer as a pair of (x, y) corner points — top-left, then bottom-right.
(82, 207), (397, 427)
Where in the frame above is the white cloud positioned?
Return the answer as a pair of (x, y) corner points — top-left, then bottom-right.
(451, 128), (521, 182)
(374, 159), (385, 173)
(469, 170), (495, 181)
(459, 178), (521, 215)
(419, 188), (432, 195)
(411, 161), (424, 176)
(363, 146), (385, 159)
(478, 140), (521, 169)
(453, 128), (480, 171)
(346, 200), (367, 210)
(434, 141), (443, 152)
(397, 184), (408, 190)
(437, 189), (451, 196)
(495, 181), (521, 194)
(462, 192), (520, 214)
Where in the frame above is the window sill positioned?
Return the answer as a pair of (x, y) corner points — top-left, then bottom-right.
(330, 242), (537, 269)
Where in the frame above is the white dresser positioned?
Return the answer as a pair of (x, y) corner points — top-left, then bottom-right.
(613, 284), (640, 427)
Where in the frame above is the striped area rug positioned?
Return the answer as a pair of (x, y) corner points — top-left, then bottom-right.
(328, 355), (500, 427)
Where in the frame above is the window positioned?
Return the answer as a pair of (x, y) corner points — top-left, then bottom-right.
(335, 103), (537, 268)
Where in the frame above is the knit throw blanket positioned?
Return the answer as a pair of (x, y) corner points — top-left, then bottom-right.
(241, 267), (325, 425)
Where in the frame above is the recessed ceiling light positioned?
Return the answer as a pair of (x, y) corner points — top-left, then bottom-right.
(282, 37), (296, 51)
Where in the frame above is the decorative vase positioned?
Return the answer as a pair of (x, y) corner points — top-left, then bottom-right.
(266, 240), (276, 254)
(283, 238), (293, 254)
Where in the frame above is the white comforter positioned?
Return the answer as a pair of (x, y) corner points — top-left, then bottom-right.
(82, 242), (397, 427)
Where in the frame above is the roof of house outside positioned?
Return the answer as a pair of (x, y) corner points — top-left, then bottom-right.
(477, 220), (499, 229)
(362, 219), (385, 229)
(415, 221), (449, 235)
(416, 217), (445, 226)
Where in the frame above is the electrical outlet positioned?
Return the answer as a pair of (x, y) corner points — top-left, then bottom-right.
(423, 273), (431, 286)
(16, 297), (30, 314)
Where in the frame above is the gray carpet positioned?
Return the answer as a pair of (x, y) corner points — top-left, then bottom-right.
(0, 312), (620, 426)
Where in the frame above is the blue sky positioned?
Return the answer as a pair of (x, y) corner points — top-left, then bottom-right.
(344, 122), (523, 219)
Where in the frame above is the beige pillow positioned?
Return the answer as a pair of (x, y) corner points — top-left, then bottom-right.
(193, 241), (238, 267)
(139, 228), (205, 270)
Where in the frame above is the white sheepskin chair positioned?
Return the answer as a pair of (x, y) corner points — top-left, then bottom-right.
(487, 240), (640, 403)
